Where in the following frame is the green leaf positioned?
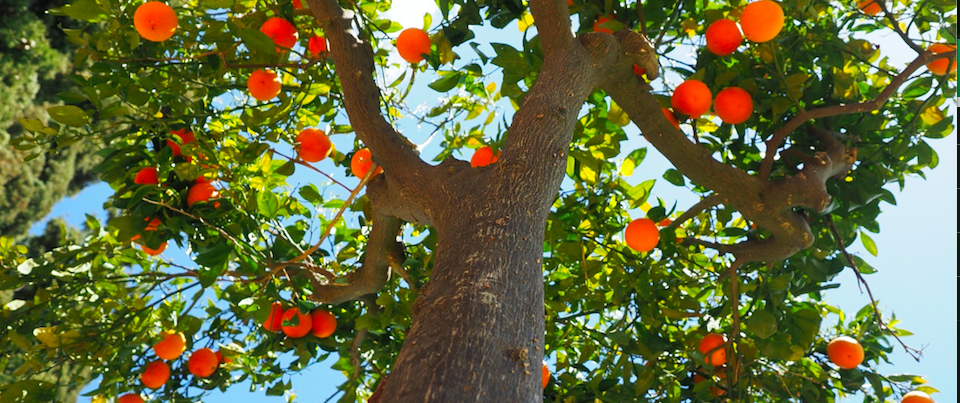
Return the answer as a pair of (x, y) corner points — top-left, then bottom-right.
(257, 191), (280, 218)
(859, 231), (878, 256)
(52, 0), (106, 21)
(428, 72), (462, 92)
(663, 169), (685, 186)
(47, 105), (89, 126)
(240, 29), (278, 54)
(746, 309), (777, 339)
(299, 185), (323, 205)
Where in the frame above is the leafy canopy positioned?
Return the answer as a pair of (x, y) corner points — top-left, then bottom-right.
(0, 0), (955, 402)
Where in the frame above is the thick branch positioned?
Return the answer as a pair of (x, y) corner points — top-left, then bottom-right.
(758, 51), (939, 179)
(307, 0), (427, 181)
(529, 0), (574, 54)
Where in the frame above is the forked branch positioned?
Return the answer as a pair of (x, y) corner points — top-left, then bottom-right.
(306, 0), (427, 181)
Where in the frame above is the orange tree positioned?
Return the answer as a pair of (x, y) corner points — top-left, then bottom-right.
(0, 0), (955, 402)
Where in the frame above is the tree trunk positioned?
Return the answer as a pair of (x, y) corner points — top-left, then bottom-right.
(379, 166), (564, 402)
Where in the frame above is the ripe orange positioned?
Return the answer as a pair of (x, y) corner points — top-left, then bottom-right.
(141, 360), (170, 389)
(292, 0), (302, 9)
(296, 128), (333, 163)
(471, 146), (500, 167)
(658, 218), (673, 227)
(215, 350), (234, 364)
(168, 128), (195, 157)
(633, 64), (647, 77)
(351, 148), (382, 179)
(901, 391), (935, 403)
(624, 218), (660, 252)
(671, 79), (712, 118)
(705, 19), (743, 56)
(264, 302), (284, 333)
(281, 307), (313, 338)
(714, 87), (754, 124)
(698, 333), (727, 366)
(117, 394), (144, 403)
(926, 44), (957, 76)
(134, 167), (159, 185)
(186, 182), (220, 208)
(827, 336), (864, 369)
(141, 241), (167, 256)
(593, 15), (617, 34)
(397, 28), (432, 63)
(248, 69), (282, 101)
(661, 108), (681, 130)
(857, 0), (883, 16)
(188, 348), (219, 378)
(133, 2), (178, 42)
(311, 309), (337, 338)
(153, 330), (186, 360)
(541, 364), (550, 388)
(693, 370), (727, 397)
(260, 17), (298, 52)
(739, 1), (784, 43)
(308, 35), (327, 55)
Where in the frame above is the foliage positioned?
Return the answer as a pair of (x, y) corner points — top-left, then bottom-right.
(0, 0), (955, 402)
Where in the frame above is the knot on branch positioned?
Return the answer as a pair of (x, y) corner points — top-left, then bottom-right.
(613, 30), (659, 80)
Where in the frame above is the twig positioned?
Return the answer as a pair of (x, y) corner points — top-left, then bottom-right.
(727, 258), (744, 386)
(877, 0), (924, 53)
(825, 216), (923, 361)
(665, 194), (722, 231)
(758, 51), (938, 179)
(273, 149), (352, 192)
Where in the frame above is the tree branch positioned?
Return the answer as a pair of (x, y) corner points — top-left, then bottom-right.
(826, 217), (923, 361)
(529, 0), (575, 54)
(665, 194), (721, 231)
(758, 51), (939, 179)
(306, 0), (427, 181)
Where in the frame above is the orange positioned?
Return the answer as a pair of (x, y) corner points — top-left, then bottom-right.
(248, 69), (282, 101)
(661, 108), (681, 130)
(292, 0), (302, 9)
(264, 302), (285, 332)
(141, 241), (167, 255)
(901, 391), (935, 403)
(281, 307), (313, 338)
(633, 64), (647, 77)
(541, 364), (550, 388)
(117, 394), (144, 403)
(134, 167), (159, 185)
(215, 350), (234, 364)
(351, 148), (382, 179)
(671, 79), (712, 118)
(658, 218), (673, 227)
(858, 0), (883, 16)
(470, 146), (500, 167)
(133, 2), (178, 42)
(827, 336), (864, 369)
(693, 370), (727, 397)
(131, 217), (162, 241)
(153, 330), (186, 360)
(141, 360), (170, 389)
(308, 35), (327, 55)
(705, 19), (743, 56)
(397, 28), (432, 64)
(186, 182), (219, 207)
(739, 1), (784, 43)
(188, 348), (219, 378)
(714, 87), (754, 124)
(926, 44), (957, 76)
(296, 128), (333, 163)
(698, 333), (727, 366)
(260, 17), (298, 52)
(168, 128), (195, 157)
(624, 218), (660, 252)
(311, 309), (337, 338)
(593, 15), (617, 34)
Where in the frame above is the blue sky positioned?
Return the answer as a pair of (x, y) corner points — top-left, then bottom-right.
(29, 1), (956, 401)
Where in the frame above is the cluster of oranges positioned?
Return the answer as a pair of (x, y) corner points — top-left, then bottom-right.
(114, 330), (230, 403)
(262, 302), (338, 339)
